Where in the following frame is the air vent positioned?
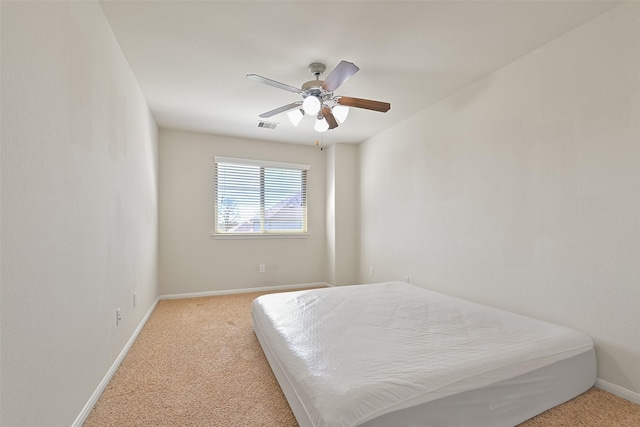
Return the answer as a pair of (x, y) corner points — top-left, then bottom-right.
(257, 121), (278, 130)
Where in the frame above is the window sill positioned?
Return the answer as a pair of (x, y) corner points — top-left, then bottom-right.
(211, 233), (310, 240)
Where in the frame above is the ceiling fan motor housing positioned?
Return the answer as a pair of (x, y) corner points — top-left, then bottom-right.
(303, 63), (330, 101)
(302, 80), (324, 94)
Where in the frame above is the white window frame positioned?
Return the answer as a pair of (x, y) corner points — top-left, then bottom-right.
(213, 156), (310, 239)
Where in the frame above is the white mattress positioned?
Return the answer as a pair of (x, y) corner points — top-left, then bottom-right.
(251, 282), (596, 427)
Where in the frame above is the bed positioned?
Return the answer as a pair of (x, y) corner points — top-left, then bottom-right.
(251, 282), (596, 427)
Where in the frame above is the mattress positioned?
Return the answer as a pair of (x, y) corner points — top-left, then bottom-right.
(251, 282), (596, 427)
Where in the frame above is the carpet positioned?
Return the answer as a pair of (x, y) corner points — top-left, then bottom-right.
(84, 290), (640, 426)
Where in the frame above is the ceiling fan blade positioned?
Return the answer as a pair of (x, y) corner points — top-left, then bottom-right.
(321, 60), (359, 92)
(321, 107), (339, 129)
(258, 102), (303, 118)
(246, 74), (304, 95)
(337, 96), (391, 113)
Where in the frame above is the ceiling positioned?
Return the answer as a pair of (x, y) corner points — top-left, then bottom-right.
(99, 1), (619, 146)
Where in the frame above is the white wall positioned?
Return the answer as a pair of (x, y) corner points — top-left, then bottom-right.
(159, 129), (326, 295)
(359, 2), (640, 395)
(326, 143), (359, 286)
(1, 2), (158, 426)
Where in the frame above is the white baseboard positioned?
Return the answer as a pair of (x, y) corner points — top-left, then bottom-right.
(68, 292), (638, 425)
(595, 378), (640, 405)
(72, 282), (328, 425)
(71, 297), (160, 427)
(159, 282), (331, 300)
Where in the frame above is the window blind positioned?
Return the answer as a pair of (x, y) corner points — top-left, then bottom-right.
(214, 157), (309, 235)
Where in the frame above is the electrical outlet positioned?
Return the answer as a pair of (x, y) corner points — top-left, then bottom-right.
(133, 292), (137, 308)
(259, 264), (265, 273)
(116, 308), (122, 326)
(403, 275), (409, 283)
(369, 266), (374, 276)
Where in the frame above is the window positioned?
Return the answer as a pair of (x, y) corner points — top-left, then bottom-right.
(214, 156), (309, 236)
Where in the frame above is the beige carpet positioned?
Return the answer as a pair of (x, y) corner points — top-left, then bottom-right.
(85, 290), (640, 426)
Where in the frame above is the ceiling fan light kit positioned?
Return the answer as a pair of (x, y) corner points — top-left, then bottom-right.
(314, 116), (329, 133)
(247, 60), (390, 133)
(332, 105), (349, 124)
(302, 96), (321, 115)
(287, 109), (304, 127)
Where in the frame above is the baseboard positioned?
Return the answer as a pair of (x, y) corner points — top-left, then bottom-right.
(595, 378), (640, 404)
(71, 297), (160, 427)
(159, 282), (331, 300)
(70, 282), (327, 425)
(65, 292), (638, 425)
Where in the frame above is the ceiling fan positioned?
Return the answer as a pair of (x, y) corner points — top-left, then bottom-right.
(246, 60), (390, 132)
